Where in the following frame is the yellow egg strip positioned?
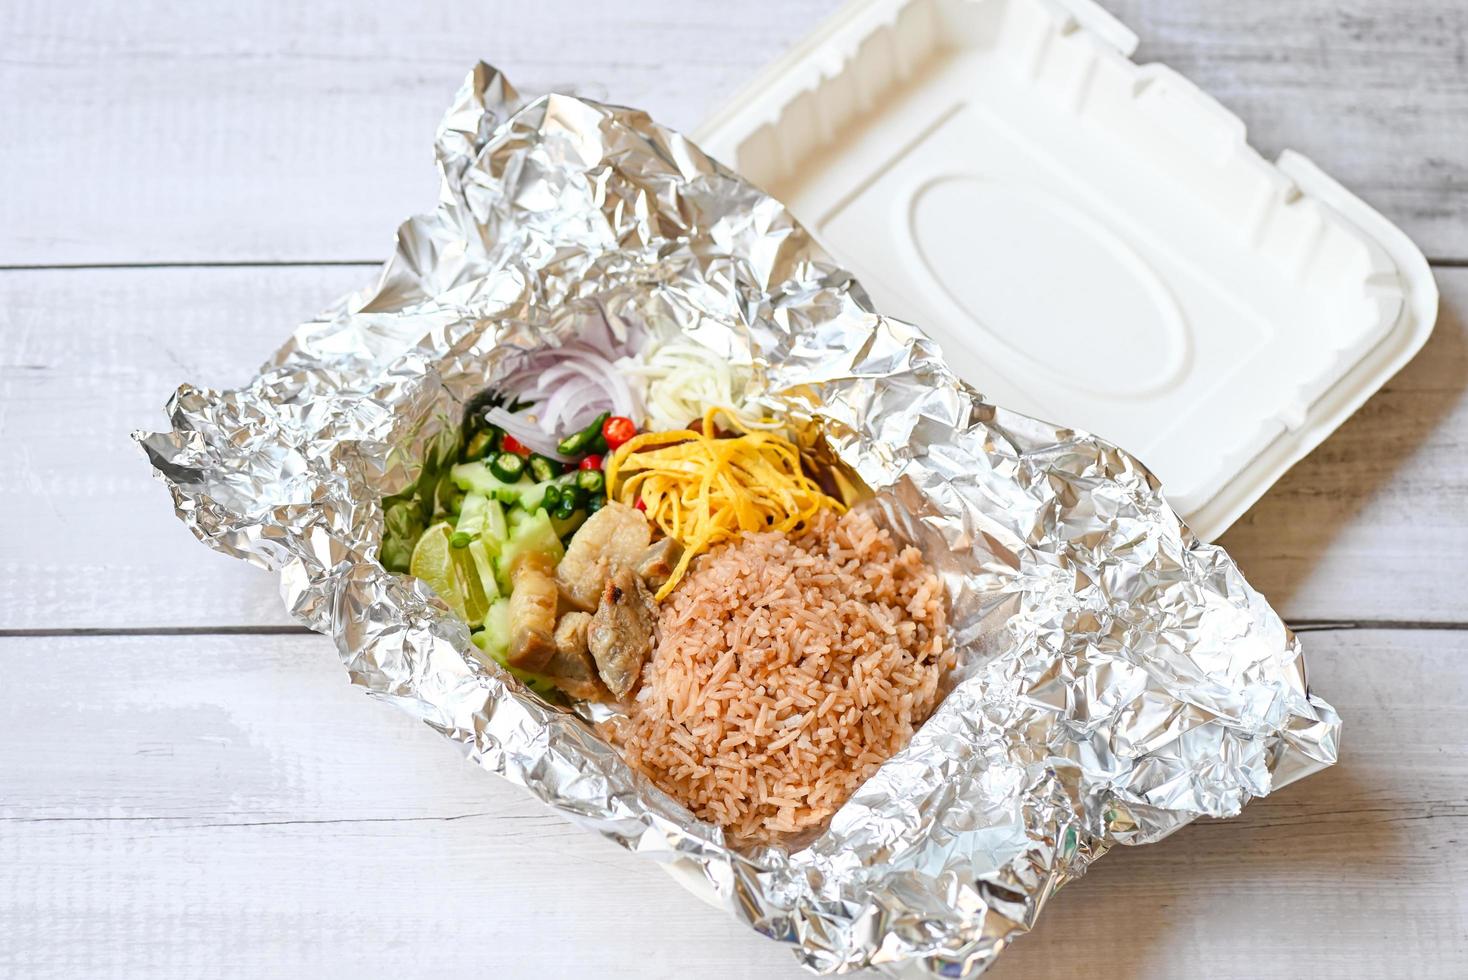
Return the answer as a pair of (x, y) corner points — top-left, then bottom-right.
(606, 407), (845, 599)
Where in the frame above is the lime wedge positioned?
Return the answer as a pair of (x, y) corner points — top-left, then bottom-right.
(410, 522), (463, 617)
(409, 522), (491, 627)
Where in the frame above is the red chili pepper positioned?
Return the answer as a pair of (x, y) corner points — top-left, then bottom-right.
(635, 498), (647, 512)
(602, 415), (636, 451)
(500, 434), (530, 456)
(578, 454), (604, 471)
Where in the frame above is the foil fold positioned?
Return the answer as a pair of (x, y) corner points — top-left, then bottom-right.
(138, 63), (1340, 978)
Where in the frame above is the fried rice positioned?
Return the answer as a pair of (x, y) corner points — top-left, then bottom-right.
(611, 508), (951, 844)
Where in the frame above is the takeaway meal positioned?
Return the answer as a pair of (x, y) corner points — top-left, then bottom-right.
(378, 327), (952, 843)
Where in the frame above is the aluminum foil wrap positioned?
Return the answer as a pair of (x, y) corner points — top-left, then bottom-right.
(137, 64), (1341, 978)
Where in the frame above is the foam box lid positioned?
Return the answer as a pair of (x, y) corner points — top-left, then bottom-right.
(695, 0), (1439, 541)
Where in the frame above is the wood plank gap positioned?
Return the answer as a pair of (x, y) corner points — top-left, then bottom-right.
(3, 621), (1464, 641)
(0, 625), (316, 638)
(0, 811), (499, 828)
(1289, 619), (1468, 633)
(1, 258), (1462, 273)
(0, 260), (381, 272)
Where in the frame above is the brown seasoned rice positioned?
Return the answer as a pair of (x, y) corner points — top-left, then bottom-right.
(609, 509), (951, 845)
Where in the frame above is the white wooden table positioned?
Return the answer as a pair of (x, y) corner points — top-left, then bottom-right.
(3, 1), (1466, 977)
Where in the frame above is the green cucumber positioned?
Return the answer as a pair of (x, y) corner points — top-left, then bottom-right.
(467, 538), (500, 602)
(494, 509), (565, 594)
(549, 509), (587, 539)
(451, 492), (490, 547)
(451, 462), (574, 513)
(482, 496), (508, 550)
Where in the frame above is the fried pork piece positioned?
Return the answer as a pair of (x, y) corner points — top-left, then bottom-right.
(554, 610), (591, 652)
(543, 611), (603, 701)
(556, 501), (651, 610)
(633, 537), (683, 593)
(506, 552), (558, 672)
(588, 567), (657, 698)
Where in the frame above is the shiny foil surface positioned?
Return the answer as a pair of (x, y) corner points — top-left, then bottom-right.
(137, 64), (1341, 978)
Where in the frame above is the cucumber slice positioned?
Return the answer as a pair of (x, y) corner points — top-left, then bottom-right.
(467, 538), (500, 602)
(451, 492), (490, 547)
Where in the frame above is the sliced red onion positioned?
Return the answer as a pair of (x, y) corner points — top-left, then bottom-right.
(557, 347), (637, 418)
(483, 339), (641, 450)
(539, 380), (605, 436)
(533, 363), (587, 396)
(483, 406), (573, 461)
(566, 384), (610, 428)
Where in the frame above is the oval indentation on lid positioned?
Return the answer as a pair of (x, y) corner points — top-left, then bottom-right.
(907, 176), (1189, 398)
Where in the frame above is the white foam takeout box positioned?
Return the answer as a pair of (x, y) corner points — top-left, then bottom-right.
(695, 0), (1439, 542)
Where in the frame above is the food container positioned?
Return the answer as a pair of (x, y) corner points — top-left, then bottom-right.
(135, 17), (1359, 970)
(695, 0), (1439, 540)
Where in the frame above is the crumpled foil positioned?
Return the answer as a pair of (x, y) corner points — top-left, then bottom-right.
(137, 63), (1341, 978)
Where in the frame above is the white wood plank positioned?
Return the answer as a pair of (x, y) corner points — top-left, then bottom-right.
(1, 0), (1462, 266)
(0, 0), (838, 265)
(4, 265), (1464, 630)
(0, 632), (808, 980)
(1106, 0), (1468, 261)
(1217, 266), (1468, 625)
(1, 265), (368, 630)
(0, 627), (1462, 978)
(998, 627), (1468, 979)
